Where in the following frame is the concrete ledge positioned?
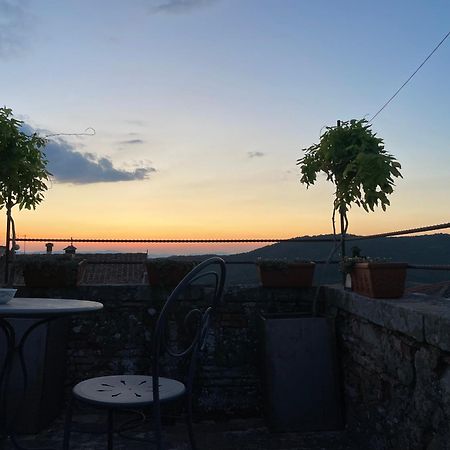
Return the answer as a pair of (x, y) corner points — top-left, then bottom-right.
(325, 286), (450, 351)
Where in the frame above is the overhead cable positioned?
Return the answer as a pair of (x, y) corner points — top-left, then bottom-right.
(370, 30), (450, 121)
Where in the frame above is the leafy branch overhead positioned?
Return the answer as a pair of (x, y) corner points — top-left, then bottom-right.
(297, 119), (402, 215)
(0, 107), (51, 211)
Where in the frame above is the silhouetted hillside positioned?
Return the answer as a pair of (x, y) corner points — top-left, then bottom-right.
(235, 233), (450, 263)
(182, 233), (450, 286)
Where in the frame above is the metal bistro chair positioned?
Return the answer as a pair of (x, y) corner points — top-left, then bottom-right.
(63, 256), (226, 450)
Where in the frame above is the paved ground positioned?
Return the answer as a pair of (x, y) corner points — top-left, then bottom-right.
(5, 412), (362, 450)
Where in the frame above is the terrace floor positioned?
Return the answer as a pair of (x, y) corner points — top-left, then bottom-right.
(8, 413), (361, 450)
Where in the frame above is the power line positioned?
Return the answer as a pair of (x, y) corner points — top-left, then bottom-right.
(370, 30), (450, 122)
(45, 127), (96, 138)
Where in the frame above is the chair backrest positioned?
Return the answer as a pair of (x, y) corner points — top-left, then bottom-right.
(151, 256), (226, 401)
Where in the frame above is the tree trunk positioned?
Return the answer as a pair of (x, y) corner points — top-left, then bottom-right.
(339, 208), (347, 285)
(4, 205), (12, 285)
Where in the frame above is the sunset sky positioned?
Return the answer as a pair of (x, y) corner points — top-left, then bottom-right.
(1, 0), (449, 254)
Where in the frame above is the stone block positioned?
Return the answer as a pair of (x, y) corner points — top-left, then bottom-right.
(424, 307), (450, 352)
(325, 287), (425, 341)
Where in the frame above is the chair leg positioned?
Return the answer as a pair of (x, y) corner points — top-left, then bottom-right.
(62, 396), (74, 450)
(186, 394), (197, 450)
(107, 409), (114, 450)
(153, 401), (164, 450)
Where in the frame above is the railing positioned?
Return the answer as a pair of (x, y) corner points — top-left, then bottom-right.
(4, 221), (450, 286)
(12, 221), (450, 245)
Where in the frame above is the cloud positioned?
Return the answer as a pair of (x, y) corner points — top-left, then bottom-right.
(118, 139), (145, 145)
(0, 0), (32, 58)
(21, 124), (156, 184)
(247, 151), (265, 159)
(148, 0), (218, 14)
(44, 139), (156, 184)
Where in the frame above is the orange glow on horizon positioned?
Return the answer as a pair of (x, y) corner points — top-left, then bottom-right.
(4, 179), (449, 256)
(14, 240), (267, 256)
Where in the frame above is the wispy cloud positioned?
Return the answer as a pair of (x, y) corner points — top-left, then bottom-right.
(118, 139), (145, 145)
(147, 0), (218, 14)
(21, 124), (156, 184)
(248, 151), (265, 159)
(0, 0), (32, 58)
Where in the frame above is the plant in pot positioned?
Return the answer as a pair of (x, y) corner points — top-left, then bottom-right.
(341, 247), (407, 299)
(145, 258), (196, 288)
(256, 258), (315, 288)
(21, 254), (87, 288)
(0, 107), (51, 286)
(297, 118), (404, 298)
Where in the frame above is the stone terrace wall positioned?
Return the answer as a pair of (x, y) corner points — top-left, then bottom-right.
(16, 284), (316, 418)
(16, 284), (450, 449)
(324, 287), (450, 450)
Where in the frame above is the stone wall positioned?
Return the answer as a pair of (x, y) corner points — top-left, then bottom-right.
(16, 284), (315, 418)
(324, 287), (450, 450)
(15, 284), (450, 448)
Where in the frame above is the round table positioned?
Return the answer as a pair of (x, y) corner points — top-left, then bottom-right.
(0, 297), (103, 317)
(0, 297), (103, 449)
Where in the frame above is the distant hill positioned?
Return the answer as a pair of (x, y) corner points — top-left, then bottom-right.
(234, 233), (450, 263)
(182, 233), (450, 286)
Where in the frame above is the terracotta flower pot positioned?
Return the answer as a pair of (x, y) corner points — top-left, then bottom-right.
(350, 262), (407, 298)
(145, 259), (196, 287)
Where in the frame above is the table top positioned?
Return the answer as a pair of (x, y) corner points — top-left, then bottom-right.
(0, 298), (103, 318)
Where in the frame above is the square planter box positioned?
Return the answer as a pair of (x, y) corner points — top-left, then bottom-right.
(257, 262), (315, 288)
(145, 259), (196, 287)
(22, 258), (86, 288)
(351, 262), (407, 298)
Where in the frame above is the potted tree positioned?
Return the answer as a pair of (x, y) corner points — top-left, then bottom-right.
(256, 259), (315, 288)
(0, 107), (51, 286)
(297, 118), (404, 298)
(259, 119), (402, 433)
(0, 108), (71, 435)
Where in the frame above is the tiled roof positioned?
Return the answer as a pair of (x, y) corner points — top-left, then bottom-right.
(78, 253), (147, 285)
